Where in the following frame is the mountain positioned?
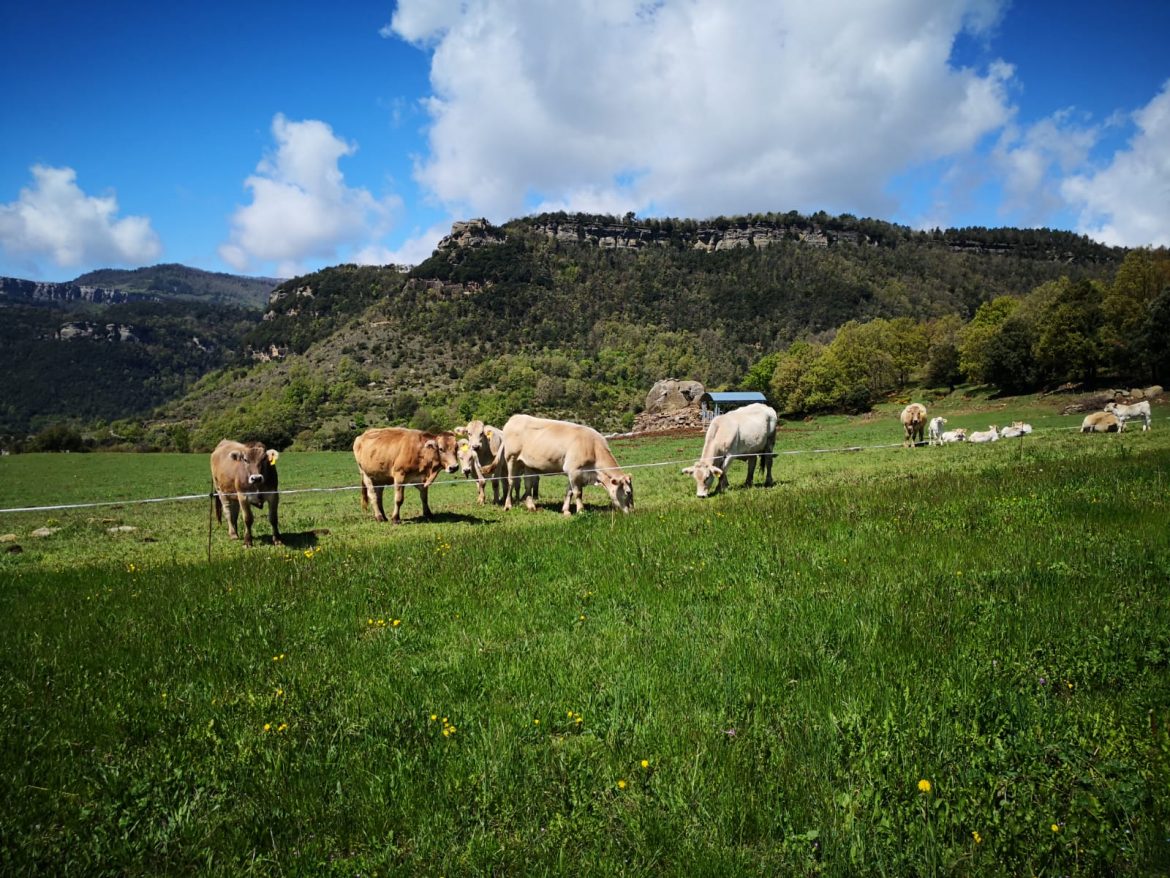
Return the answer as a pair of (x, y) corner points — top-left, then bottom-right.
(147, 213), (1125, 452)
(0, 265), (276, 437)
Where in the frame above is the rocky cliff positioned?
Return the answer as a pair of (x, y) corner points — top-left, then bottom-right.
(0, 276), (158, 305)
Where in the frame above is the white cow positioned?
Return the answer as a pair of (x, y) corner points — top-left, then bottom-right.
(968, 426), (999, 443)
(1000, 421), (1033, 439)
(682, 402), (778, 497)
(928, 416), (947, 446)
(939, 428), (967, 443)
(483, 414), (633, 515)
(1105, 400), (1152, 431)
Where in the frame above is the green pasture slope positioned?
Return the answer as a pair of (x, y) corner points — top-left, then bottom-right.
(1, 400), (1169, 875)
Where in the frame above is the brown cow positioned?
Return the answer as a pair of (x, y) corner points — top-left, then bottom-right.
(483, 414), (633, 515)
(353, 427), (460, 523)
(901, 403), (928, 447)
(210, 439), (281, 547)
(1081, 412), (1122, 433)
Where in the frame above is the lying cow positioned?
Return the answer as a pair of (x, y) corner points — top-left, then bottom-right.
(210, 439), (281, 547)
(1081, 412), (1121, 433)
(353, 427), (459, 524)
(682, 402), (777, 497)
(939, 428), (967, 443)
(968, 426), (999, 443)
(928, 416), (947, 446)
(483, 414), (633, 515)
(901, 403), (928, 447)
(1105, 400), (1152, 431)
(1000, 421), (1033, 439)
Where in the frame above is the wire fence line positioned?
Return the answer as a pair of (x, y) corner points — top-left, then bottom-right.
(0, 419), (1147, 516)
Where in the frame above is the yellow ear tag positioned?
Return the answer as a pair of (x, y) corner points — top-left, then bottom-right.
(485, 429), (493, 438)
(459, 440), (469, 449)
(267, 450), (279, 466)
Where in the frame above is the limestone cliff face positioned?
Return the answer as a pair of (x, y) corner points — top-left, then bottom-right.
(56, 322), (141, 342)
(0, 276), (157, 305)
(436, 219), (507, 250)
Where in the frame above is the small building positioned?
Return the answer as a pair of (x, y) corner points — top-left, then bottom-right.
(699, 391), (768, 423)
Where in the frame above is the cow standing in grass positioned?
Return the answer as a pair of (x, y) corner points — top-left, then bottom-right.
(928, 416), (947, 446)
(1105, 401), (1152, 431)
(353, 427), (460, 524)
(901, 403), (928, 447)
(483, 414), (633, 515)
(210, 439), (281, 547)
(682, 402), (777, 498)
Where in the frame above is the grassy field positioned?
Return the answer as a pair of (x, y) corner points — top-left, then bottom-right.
(1, 397), (1169, 875)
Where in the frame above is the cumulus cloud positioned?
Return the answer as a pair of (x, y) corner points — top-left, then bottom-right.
(220, 114), (401, 277)
(354, 220), (454, 268)
(0, 165), (161, 272)
(384, 0), (1015, 222)
(1062, 81), (1170, 247)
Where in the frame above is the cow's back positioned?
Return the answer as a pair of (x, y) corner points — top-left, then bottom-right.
(702, 403), (776, 459)
(354, 428), (412, 476)
(503, 414), (613, 471)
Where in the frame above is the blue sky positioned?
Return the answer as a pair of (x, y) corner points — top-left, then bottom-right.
(1, 0), (1167, 282)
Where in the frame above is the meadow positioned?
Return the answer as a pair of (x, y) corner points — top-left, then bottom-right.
(1, 397), (1169, 875)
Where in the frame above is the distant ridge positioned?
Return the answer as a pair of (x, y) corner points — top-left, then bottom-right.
(71, 263), (281, 308)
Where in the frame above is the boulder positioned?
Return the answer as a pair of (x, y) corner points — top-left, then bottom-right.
(644, 379), (705, 414)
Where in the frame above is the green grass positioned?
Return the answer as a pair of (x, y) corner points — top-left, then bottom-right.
(1, 398), (1169, 875)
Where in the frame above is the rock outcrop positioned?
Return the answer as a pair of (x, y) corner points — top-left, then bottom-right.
(645, 379), (705, 413)
(0, 276), (157, 305)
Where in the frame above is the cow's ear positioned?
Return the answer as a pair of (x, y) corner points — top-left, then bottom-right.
(230, 451), (242, 461)
(267, 449), (280, 466)
(485, 429), (493, 438)
(681, 467), (694, 475)
(454, 426), (468, 436)
(710, 467), (724, 478)
(425, 439), (438, 450)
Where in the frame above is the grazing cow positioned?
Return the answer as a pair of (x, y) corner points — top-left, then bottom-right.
(484, 414), (633, 515)
(1081, 412), (1122, 434)
(1105, 400), (1152, 431)
(681, 402), (778, 498)
(939, 428), (967, 443)
(968, 426), (999, 443)
(901, 403), (928, 447)
(928, 416), (947, 446)
(1000, 421), (1033, 439)
(210, 439), (281, 547)
(353, 427), (460, 524)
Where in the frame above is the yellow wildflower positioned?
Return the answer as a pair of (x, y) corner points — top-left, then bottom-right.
(641, 759), (650, 769)
(1051, 823), (1060, 833)
(617, 779), (627, 790)
(263, 723), (271, 732)
(917, 779), (932, 794)
(392, 619), (401, 627)
(972, 831), (982, 844)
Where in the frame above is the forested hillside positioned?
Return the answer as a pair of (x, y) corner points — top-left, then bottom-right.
(7, 211), (1166, 453)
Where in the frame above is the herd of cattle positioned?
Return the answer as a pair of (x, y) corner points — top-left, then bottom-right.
(209, 397), (1153, 546)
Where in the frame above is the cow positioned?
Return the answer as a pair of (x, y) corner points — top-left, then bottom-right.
(455, 420), (539, 505)
(1081, 412), (1122, 433)
(1000, 421), (1033, 439)
(928, 416), (947, 446)
(210, 439), (281, 547)
(681, 402), (777, 498)
(353, 427), (460, 524)
(483, 414), (633, 515)
(901, 403), (928, 447)
(939, 428), (967, 443)
(968, 426), (999, 443)
(1105, 400), (1152, 431)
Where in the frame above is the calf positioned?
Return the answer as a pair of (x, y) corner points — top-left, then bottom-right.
(1081, 412), (1121, 433)
(210, 439), (281, 547)
(353, 427), (459, 523)
(968, 426), (999, 443)
(928, 416), (947, 446)
(1000, 421), (1033, 439)
(939, 428), (967, 443)
(1105, 400), (1152, 431)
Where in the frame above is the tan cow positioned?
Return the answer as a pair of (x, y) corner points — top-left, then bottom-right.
(210, 439), (281, 547)
(901, 403), (928, 447)
(1081, 412), (1122, 433)
(353, 427), (460, 524)
(483, 414), (633, 515)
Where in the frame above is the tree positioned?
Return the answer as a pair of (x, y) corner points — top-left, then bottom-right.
(1033, 279), (1103, 385)
(959, 297), (1019, 384)
(984, 317), (1037, 393)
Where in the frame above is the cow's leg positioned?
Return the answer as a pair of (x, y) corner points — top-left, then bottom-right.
(475, 475), (486, 505)
(241, 502), (255, 548)
(391, 483), (405, 524)
(226, 498), (241, 540)
(762, 447), (775, 486)
(419, 484), (433, 519)
(503, 458), (516, 510)
(717, 458), (730, 494)
(744, 454), (757, 488)
(373, 485), (388, 523)
(268, 494), (281, 545)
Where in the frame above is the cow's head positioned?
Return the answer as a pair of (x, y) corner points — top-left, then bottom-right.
(434, 432), (461, 473)
(954, 428), (967, 440)
(600, 470), (634, 513)
(456, 438), (477, 478)
(459, 419), (491, 453)
(231, 443), (278, 504)
(682, 462), (723, 498)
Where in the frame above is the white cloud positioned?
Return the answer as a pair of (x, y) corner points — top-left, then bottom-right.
(219, 114), (401, 277)
(0, 165), (161, 272)
(991, 109), (1100, 224)
(385, 0), (1015, 222)
(1062, 81), (1170, 247)
(354, 221), (452, 268)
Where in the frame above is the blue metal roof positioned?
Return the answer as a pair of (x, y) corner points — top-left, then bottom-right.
(701, 392), (767, 403)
